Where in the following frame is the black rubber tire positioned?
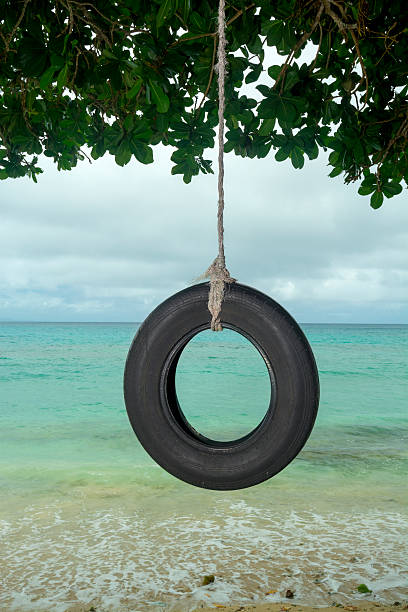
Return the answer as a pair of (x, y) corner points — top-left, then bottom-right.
(124, 282), (319, 490)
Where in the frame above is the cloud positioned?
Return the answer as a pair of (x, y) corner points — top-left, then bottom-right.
(0, 140), (407, 323)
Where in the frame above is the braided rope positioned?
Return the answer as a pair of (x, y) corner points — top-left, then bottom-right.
(204, 0), (236, 331)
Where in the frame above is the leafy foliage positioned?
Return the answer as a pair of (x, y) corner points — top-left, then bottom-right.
(0, 0), (407, 207)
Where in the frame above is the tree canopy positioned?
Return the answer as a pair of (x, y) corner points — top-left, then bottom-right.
(0, 0), (407, 208)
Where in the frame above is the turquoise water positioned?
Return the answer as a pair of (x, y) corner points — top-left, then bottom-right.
(0, 322), (407, 610)
(1, 322), (406, 497)
(176, 329), (272, 441)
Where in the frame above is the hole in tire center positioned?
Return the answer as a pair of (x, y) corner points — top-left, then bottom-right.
(175, 328), (272, 442)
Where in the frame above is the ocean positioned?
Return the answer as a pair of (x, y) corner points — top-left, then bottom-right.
(0, 321), (407, 611)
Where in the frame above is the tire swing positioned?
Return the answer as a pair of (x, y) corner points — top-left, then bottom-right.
(123, 0), (319, 491)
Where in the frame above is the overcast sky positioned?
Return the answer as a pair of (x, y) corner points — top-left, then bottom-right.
(0, 137), (407, 324)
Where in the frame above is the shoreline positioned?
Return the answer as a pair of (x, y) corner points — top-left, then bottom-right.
(58, 600), (408, 612)
(194, 605), (407, 612)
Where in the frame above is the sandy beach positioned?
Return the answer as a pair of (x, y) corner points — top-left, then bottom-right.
(62, 601), (407, 612)
(195, 605), (406, 612)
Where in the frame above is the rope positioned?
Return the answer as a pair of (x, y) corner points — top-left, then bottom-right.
(203, 0), (236, 332)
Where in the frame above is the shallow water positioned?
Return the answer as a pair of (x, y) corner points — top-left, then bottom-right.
(0, 321), (407, 610)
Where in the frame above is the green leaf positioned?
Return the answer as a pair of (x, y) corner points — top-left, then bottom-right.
(275, 147), (290, 162)
(199, 158), (213, 174)
(259, 93), (297, 126)
(62, 33), (70, 55)
(189, 11), (207, 33)
(131, 141), (153, 164)
(256, 84), (270, 97)
(156, 0), (174, 28)
(184, 154), (197, 171)
(239, 110), (255, 126)
(353, 139), (366, 164)
(180, 0), (191, 22)
(171, 160), (189, 175)
(0, 149), (7, 159)
(245, 65), (262, 84)
(50, 53), (65, 70)
(91, 147), (101, 160)
(279, 22), (298, 55)
(267, 65), (281, 80)
(282, 68), (300, 92)
(276, 101), (297, 125)
(0, 169), (8, 180)
(329, 167), (342, 177)
(265, 20), (284, 47)
(382, 182), (403, 198)
(171, 119), (191, 132)
(115, 149), (132, 166)
(123, 115), (134, 131)
(290, 146), (304, 169)
(258, 97), (278, 119)
(40, 66), (58, 89)
(254, 142), (272, 158)
(361, 173), (377, 187)
(247, 36), (263, 56)
(226, 127), (241, 142)
(102, 49), (119, 61)
(56, 64), (69, 92)
(328, 151), (340, 165)
(17, 35), (48, 77)
(149, 80), (170, 113)
(370, 190), (384, 209)
(306, 143), (319, 160)
(358, 185), (375, 196)
(126, 79), (142, 99)
(259, 118), (276, 137)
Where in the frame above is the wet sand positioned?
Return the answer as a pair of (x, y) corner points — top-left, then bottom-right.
(62, 601), (406, 611)
(1, 498), (407, 612)
(195, 605), (406, 612)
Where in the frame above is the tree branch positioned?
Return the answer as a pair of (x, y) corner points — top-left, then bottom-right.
(196, 35), (218, 115)
(273, 2), (324, 92)
(226, 3), (256, 27)
(5, 0), (31, 53)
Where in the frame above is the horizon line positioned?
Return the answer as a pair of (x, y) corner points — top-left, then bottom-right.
(0, 320), (407, 326)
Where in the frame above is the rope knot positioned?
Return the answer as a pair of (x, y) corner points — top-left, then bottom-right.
(205, 256), (236, 331)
